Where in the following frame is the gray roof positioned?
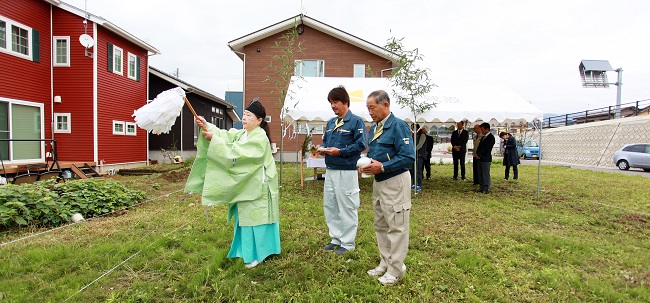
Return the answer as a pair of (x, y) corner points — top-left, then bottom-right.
(580, 60), (614, 71)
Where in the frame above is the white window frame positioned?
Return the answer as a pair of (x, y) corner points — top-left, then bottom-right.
(112, 45), (123, 75)
(112, 120), (125, 135)
(211, 116), (224, 129)
(353, 64), (366, 78)
(294, 60), (325, 77)
(297, 124), (324, 135)
(53, 36), (70, 67)
(265, 116), (272, 123)
(53, 113), (71, 133)
(0, 97), (45, 164)
(127, 52), (137, 80)
(125, 122), (137, 136)
(0, 16), (32, 60)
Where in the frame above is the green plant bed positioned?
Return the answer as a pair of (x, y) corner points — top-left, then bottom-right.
(0, 178), (145, 230)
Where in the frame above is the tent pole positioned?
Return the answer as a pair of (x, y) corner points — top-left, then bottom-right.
(537, 119), (542, 198)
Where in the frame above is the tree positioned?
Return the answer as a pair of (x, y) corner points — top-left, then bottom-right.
(385, 37), (435, 194)
(265, 19), (304, 195)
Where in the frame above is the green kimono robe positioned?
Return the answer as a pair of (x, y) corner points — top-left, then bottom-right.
(185, 124), (279, 227)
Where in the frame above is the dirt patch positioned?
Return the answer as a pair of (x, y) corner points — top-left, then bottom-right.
(159, 169), (190, 183)
(615, 213), (650, 231)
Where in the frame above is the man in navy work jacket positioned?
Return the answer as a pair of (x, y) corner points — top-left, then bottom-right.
(360, 90), (415, 286)
(319, 86), (368, 255)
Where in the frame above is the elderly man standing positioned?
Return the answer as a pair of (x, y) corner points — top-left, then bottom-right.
(471, 124), (484, 185)
(361, 90), (415, 286)
(319, 86), (368, 255)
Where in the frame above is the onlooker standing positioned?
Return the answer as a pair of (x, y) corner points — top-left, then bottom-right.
(474, 122), (495, 194)
(319, 86), (368, 255)
(412, 125), (427, 190)
(471, 124), (484, 185)
(450, 121), (469, 180)
(361, 90), (415, 286)
(424, 128), (434, 180)
(500, 132), (520, 180)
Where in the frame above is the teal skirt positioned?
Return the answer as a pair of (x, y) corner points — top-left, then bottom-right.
(227, 206), (281, 263)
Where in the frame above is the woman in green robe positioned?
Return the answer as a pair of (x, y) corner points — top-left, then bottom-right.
(185, 98), (280, 269)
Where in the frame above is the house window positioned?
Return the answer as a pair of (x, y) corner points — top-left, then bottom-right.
(112, 45), (123, 75)
(0, 98), (43, 161)
(265, 116), (272, 123)
(353, 64), (365, 78)
(0, 20), (6, 49)
(211, 106), (224, 115)
(54, 113), (71, 133)
(0, 16), (33, 60)
(211, 116), (224, 129)
(11, 25), (28, 55)
(126, 122), (137, 135)
(194, 125), (199, 146)
(113, 121), (125, 135)
(127, 53), (137, 80)
(53, 36), (70, 67)
(294, 60), (324, 77)
(297, 124), (324, 135)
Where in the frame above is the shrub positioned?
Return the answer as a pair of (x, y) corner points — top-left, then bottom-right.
(183, 156), (195, 168)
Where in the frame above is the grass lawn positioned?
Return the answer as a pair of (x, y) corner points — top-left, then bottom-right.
(1, 163), (649, 302)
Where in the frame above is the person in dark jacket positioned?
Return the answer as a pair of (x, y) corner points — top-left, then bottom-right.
(450, 121), (469, 180)
(500, 132), (520, 180)
(424, 129), (434, 179)
(474, 123), (495, 194)
(319, 86), (368, 255)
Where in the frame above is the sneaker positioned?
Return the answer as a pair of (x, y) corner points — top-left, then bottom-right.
(334, 247), (348, 255)
(415, 186), (422, 191)
(367, 266), (387, 277)
(244, 260), (260, 269)
(461, 178), (467, 181)
(323, 243), (338, 251)
(378, 273), (400, 286)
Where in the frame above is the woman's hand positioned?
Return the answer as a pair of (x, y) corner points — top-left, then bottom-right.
(202, 129), (214, 141)
(195, 116), (207, 128)
(195, 116), (213, 141)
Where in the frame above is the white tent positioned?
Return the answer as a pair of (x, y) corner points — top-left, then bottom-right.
(283, 76), (543, 125)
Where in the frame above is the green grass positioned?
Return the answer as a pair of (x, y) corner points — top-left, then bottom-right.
(0, 163), (648, 302)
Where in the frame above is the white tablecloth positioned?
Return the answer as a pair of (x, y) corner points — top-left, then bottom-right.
(306, 157), (326, 168)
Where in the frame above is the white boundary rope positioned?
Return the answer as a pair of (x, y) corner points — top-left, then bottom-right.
(0, 189), (183, 248)
(63, 221), (191, 302)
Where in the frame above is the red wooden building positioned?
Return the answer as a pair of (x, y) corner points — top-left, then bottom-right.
(227, 14), (397, 160)
(0, 0), (160, 176)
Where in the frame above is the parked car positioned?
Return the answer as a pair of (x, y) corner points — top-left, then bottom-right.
(518, 140), (540, 159)
(613, 143), (650, 171)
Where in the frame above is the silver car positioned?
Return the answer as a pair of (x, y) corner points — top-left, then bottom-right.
(613, 143), (650, 171)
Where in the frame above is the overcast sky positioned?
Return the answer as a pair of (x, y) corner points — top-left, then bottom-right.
(65, 0), (650, 114)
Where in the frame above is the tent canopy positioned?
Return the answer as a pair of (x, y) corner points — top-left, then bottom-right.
(283, 76), (543, 126)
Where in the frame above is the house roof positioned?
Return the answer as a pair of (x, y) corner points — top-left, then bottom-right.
(580, 60), (615, 72)
(227, 14), (397, 63)
(149, 66), (241, 122)
(51, 1), (161, 55)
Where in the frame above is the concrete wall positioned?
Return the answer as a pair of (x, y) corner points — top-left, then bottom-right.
(528, 116), (650, 167)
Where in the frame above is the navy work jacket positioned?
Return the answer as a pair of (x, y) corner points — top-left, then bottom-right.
(322, 110), (368, 170)
(367, 113), (415, 182)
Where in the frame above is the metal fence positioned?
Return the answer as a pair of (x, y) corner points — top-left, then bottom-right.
(543, 99), (650, 128)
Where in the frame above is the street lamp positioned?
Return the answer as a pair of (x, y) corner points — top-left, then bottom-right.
(579, 60), (623, 118)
